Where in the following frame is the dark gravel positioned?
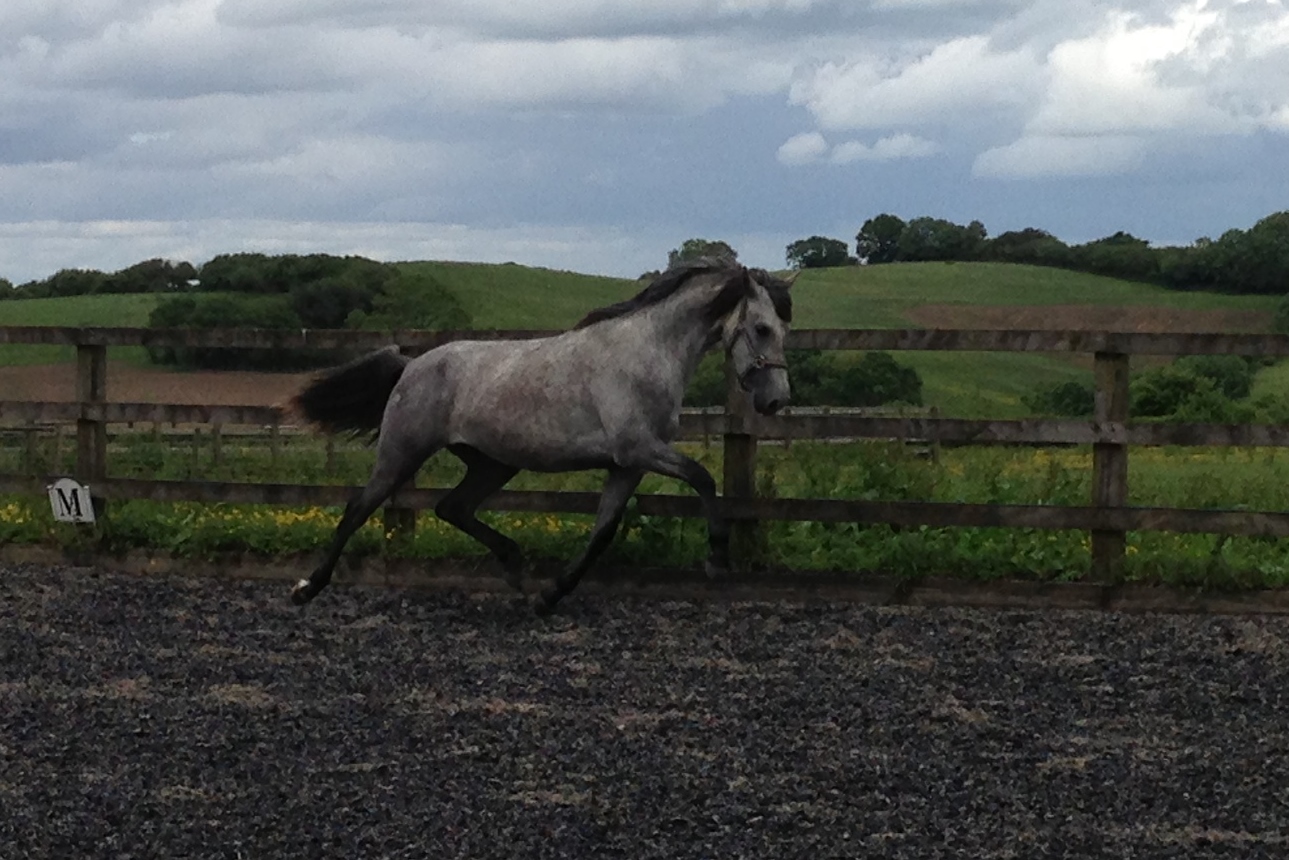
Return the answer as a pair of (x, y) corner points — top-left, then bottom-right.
(4, 564), (1289, 859)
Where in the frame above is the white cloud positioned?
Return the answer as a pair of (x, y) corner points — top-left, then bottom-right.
(217, 0), (823, 35)
(1027, 5), (1242, 137)
(831, 133), (939, 162)
(778, 131), (938, 165)
(777, 131), (828, 165)
(789, 35), (1043, 130)
(973, 134), (1147, 178)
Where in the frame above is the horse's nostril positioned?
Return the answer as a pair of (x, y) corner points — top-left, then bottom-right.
(764, 399), (783, 415)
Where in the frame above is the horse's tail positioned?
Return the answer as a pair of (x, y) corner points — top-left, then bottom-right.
(287, 345), (410, 436)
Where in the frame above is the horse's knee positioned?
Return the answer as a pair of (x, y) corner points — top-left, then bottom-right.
(433, 498), (459, 524)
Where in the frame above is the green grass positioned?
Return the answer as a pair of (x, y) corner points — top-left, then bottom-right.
(6, 436), (1289, 588)
(901, 351), (1088, 416)
(396, 261), (637, 329)
(0, 293), (161, 366)
(790, 261), (1278, 320)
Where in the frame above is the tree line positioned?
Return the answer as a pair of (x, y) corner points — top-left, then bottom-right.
(139, 253), (470, 371)
(784, 210), (1289, 296)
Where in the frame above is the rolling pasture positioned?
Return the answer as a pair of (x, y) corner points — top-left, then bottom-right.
(0, 261), (1281, 416)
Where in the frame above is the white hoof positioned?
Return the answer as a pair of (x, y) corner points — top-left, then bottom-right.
(704, 561), (728, 580)
(290, 579), (313, 606)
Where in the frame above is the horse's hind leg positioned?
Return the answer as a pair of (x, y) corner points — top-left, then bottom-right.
(292, 440), (431, 606)
(535, 467), (642, 615)
(625, 443), (730, 577)
(435, 445), (523, 590)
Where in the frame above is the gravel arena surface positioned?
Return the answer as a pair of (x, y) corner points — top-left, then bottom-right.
(4, 566), (1289, 858)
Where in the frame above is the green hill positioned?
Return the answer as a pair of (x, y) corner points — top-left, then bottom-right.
(788, 261), (1275, 328)
(0, 293), (162, 366)
(783, 263), (1277, 415)
(1, 261), (1280, 417)
(395, 261), (637, 329)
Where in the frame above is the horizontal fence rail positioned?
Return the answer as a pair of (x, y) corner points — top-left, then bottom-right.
(7, 324), (1289, 356)
(6, 401), (1289, 448)
(3, 324), (1288, 583)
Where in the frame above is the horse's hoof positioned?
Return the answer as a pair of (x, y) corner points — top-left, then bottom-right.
(290, 579), (314, 606)
(704, 560), (729, 580)
(504, 568), (526, 594)
(533, 592), (558, 617)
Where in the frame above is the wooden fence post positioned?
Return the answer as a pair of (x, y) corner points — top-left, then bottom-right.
(75, 342), (108, 518)
(1092, 351), (1130, 582)
(24, 423), (38, 475)
(723, 355), (760, 566)
(269, 421), (281, 477)
(211, 422), (223, 469)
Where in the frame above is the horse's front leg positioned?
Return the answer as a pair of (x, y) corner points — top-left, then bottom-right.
(535, 467), (642, 615)
(626, 443), (730, 578)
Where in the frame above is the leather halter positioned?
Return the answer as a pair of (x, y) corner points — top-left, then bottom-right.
(731, 323), (788, 391)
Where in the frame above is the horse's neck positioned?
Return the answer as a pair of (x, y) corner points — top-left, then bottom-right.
(634, 295), (725, 386)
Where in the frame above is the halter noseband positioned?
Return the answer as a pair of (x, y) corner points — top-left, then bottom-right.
(731, 324), (788, 390)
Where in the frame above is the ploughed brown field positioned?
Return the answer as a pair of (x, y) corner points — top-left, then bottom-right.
(0, 362), (311, 405)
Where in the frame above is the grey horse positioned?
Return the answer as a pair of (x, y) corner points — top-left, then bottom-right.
(288, 258), (793, 613)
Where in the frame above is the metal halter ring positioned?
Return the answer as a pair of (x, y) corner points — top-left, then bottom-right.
(733, 326), (787, 389)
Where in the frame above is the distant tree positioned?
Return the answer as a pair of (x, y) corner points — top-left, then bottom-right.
(1232, 211), (1289, 294)
(1273, 292), (1289, 335)
(856, 214), (905, 264)
(1070, 231), (1158, 281)
(348, 271), (472, 331)
(667, 239), (738, 268)
(40, 268), (109, 298)
(985, 228), (1071, 268)
(1173, 355), (1254, 400)
(198, 253), (274, 293)
(146, 293), (301, 369)
(1130, 357), (1254, 419)
(0, 277), (13, 299)
(1022, 381), (1095, 417)
(785, 236), (853, 269)
(1158, 239), (1220, 290)
(291, 277), (379, 329)
(896, 217), (987, 262)
(102, 258), (198, 294)
(961, 220), (989, 259)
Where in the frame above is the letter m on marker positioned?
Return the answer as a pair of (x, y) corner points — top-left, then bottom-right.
(48, 479), (95, 523)
(55, 487), (84, 520)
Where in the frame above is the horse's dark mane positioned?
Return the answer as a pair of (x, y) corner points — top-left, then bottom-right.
(574, 258), (791, 329)
(751, 268), (793, 324)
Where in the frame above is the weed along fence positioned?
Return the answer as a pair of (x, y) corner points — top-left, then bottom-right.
(5, 324), (1289, 584)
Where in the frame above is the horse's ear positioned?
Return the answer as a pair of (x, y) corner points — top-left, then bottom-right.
(782, 271), (799, 288)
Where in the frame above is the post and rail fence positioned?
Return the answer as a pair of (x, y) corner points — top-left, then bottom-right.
(5, 324), (1289, 583)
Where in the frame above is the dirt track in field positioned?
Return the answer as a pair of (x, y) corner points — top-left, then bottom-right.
(905, 304), (1269, 333)
(4, 563), (1289, 859)
(0, 361), (309, 405)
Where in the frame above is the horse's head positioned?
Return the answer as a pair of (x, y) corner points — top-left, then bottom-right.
(722, 269), (794, 415)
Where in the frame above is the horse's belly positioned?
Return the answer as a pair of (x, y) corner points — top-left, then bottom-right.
(450, 403), (612, 472)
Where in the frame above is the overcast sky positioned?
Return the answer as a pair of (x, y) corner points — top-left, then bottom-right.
(2, 0), (1288, 284)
